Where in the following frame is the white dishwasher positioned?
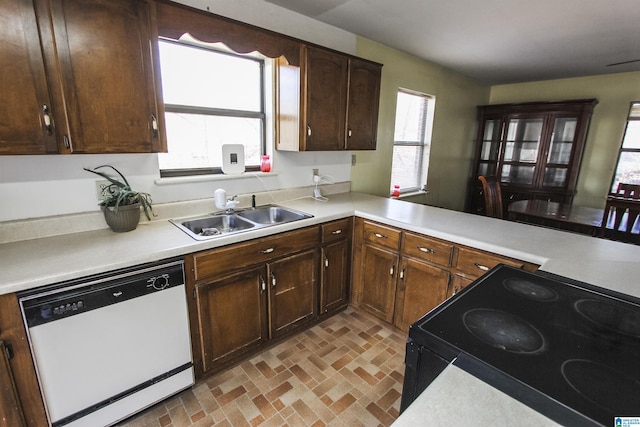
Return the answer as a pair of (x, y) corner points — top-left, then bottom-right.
(18, 258), (194, 427)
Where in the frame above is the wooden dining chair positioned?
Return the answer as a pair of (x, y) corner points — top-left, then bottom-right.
(612, 183), (640, 200)
(599, 196), (640, 244)
(478, 176), (503, 219)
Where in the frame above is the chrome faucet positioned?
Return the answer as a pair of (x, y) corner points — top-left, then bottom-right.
(214, 188), (239, 213)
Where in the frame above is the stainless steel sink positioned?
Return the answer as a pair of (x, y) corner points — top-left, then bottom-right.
(236, 205), (312, 224)
(170, 205), (313, 240)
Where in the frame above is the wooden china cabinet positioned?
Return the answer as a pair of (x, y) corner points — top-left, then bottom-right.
(467, 99), (598, 216)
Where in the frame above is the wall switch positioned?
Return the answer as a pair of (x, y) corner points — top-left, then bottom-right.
(351, 154), (356, 165)
(312, 168), (319, 180)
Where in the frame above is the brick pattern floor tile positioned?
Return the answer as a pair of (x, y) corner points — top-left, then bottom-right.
(118, 306), (407, 427)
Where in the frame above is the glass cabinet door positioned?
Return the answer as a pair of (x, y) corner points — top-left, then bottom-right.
(500, 118), (543, 185)
(544, 117), (577, 187)
(477, 119), (502, 177)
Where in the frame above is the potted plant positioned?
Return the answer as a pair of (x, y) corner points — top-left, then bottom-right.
(84, 165), (154, 232)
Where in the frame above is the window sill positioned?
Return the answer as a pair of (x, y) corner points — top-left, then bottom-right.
(155, 171), (277, 186)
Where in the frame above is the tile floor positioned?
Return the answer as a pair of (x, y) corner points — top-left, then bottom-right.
(118, 306), (408, 427)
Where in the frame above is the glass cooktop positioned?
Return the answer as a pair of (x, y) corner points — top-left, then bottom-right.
(412, 265), (640, 425)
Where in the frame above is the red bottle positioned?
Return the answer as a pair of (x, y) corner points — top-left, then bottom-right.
(391, 185), (400, 197)
(260, 155), (271, 172)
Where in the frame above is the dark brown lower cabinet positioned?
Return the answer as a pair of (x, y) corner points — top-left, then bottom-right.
(320, 218), (352, 316)
(393, 257), (450, 332)
(195, 266), (268, 373)
(0, 293), (47, 427)
(268, 249), (318, 339)
(358, 244), (399, 323)
(186, 226), (321, 378)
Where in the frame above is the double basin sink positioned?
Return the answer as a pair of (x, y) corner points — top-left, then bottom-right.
(170, 204), (313, 240)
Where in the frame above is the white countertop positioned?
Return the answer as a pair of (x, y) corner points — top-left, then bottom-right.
(2, 191), (639, 296)
(2, 191), (639, 425)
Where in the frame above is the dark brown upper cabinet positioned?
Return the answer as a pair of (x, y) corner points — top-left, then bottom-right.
(277, 45), (382, 151)
(1, 0), (166, 155)
(0, 0), (58, 154)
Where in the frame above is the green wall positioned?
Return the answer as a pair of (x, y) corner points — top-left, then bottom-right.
(353, 37), (490, 210)
(490, 71), (640, 208)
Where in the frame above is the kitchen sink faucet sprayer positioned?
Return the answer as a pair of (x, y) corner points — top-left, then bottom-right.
(214, 188), (238, 213)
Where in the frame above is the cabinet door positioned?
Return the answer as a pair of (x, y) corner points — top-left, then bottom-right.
(345, 58), (381, 150)
(321, 239), (350, 315)
(195, 266), (268, 373)
(48, 0), (165, 153)
(303, 46), (348, 150)
(359, 244), (399, 323)
(394, 257), (450, 332)
(0, 0), (58, 154)
(268, 249), (318, 339)
(0, 341), (26, 427)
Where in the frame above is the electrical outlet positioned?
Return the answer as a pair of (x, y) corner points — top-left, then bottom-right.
(95, 180), (111, 201)
(351, 154), (356, 166)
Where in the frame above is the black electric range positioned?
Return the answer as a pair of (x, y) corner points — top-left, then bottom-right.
(400, 264), (640, 426)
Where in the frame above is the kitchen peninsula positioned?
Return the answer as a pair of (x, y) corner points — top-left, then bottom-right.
(2, 191), (639, 425)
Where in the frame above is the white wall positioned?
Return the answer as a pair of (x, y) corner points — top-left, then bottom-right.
(0, 0), (357, 222)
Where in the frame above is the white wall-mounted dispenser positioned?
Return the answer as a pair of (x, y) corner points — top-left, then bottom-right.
(221, 144), (245, 174)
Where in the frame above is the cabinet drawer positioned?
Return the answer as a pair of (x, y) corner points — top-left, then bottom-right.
(402, 232), (453, 267)
(322, 217), (352, 243)
(362, 221), (401, 251)
(455, 246), (525, 279)
(192, 226), (320, 281)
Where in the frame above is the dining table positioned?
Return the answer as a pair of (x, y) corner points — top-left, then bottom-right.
(507, 199), (604, 236)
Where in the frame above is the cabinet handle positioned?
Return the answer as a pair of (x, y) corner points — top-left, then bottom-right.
(260, 276), (266, 293)
(347, 128), (352, 138)
(417, 246), (435, 254)
(271, 273), (276, 288)
(452, 285), (460, 296)
(151, 113), (159, 135)
(331, 229), (342, 235)
(307, 125), (312, 137)
(260, 247), (275, 254)
(324, 257), (329, 268)
(474, 263), (490, 271)
(373, 232), (388, 239)
(400, 266), (406, 280)
(42, 105), (53, 135)
(390, 264), (395, 277)
(63, 134), (70, 150)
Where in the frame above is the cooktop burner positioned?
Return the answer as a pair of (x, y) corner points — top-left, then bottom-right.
(503, 278), (559, 301)
(411, 265), (640, 426)
(562, 359), (640, 414)
(575, 299), (640, 337)
(463, 309), (545, 353)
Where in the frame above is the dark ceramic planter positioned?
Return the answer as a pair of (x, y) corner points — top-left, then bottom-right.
(102, 203), (141, 232)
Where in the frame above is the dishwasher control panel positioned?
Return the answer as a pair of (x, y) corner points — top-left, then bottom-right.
(19, 259), (185, 327)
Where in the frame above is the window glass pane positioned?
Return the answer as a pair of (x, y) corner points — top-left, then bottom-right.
(394, 91), (427, 143)
(480, 119), (501, 161)
(504, 118), (543, 163)
(611, 151), (640, 191)
(544, 167), (568, 187)
(501, 165), (535, 185)
(547, 118), (576, 164)
(478, 162), (497, 177)
(621, 121), (640, 149)
(391, 145), (422, 190)
(158, 113), (261, 170)
(159, 40), (261, 112)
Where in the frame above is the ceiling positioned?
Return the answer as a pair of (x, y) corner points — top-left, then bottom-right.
(264, 0), (640, 84)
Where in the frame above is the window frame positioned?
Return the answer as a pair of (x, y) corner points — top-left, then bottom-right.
(390, 88), (435, 194)
(609, 101), (640, 192)
(158, 38), (267, 178)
